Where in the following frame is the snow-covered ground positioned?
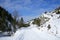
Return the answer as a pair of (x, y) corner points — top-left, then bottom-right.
(0, 36), (12, 40)
(0, 26), (60, 40)
(13, 27), (60, 40)
(0, 11), (60, 40)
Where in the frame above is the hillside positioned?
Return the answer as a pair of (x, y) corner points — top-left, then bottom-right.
(0, 7), (60, 40)
(13, 7), (60, 40)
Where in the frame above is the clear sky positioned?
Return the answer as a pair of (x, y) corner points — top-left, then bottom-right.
(0, 0), (60, 21)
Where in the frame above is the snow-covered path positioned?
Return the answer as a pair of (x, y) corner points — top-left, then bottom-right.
(14, 28), (43, 40)
(13, 27), (60, 40)
(0, 27), (60, 40)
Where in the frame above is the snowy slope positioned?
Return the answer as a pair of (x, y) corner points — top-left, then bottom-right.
(14, 13), (60, 40)
(12, 12), (60, 40)
(39, 12), (60, 37)
(0, 9), (60, 40)
(13, 26), (60, 40)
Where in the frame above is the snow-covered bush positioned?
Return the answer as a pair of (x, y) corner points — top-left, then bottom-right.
(55, 7), (60, 14)
(32, 18), (41, 26)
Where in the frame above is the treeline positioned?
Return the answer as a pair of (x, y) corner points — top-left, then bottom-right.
(0, 6), (29, 32)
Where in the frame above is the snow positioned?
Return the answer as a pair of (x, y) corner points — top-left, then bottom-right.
(12, 26), (60, 40)
(0, 36), (12, 40)
(0, 27), (60, 40)
(0, 12), (60, 40)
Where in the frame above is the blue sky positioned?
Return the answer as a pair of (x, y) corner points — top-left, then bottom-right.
(0, 0), (60, 21)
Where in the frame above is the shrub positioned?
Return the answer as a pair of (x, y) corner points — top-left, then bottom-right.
(55, 7), (60, 14)
(32, 18), (41, 26)
(47, 24), (51, 30)
(56, 10), (60, 14)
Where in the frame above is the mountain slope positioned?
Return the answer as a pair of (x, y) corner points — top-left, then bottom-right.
(12, 7), (60, 40)
(0, 7), (60, 40)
